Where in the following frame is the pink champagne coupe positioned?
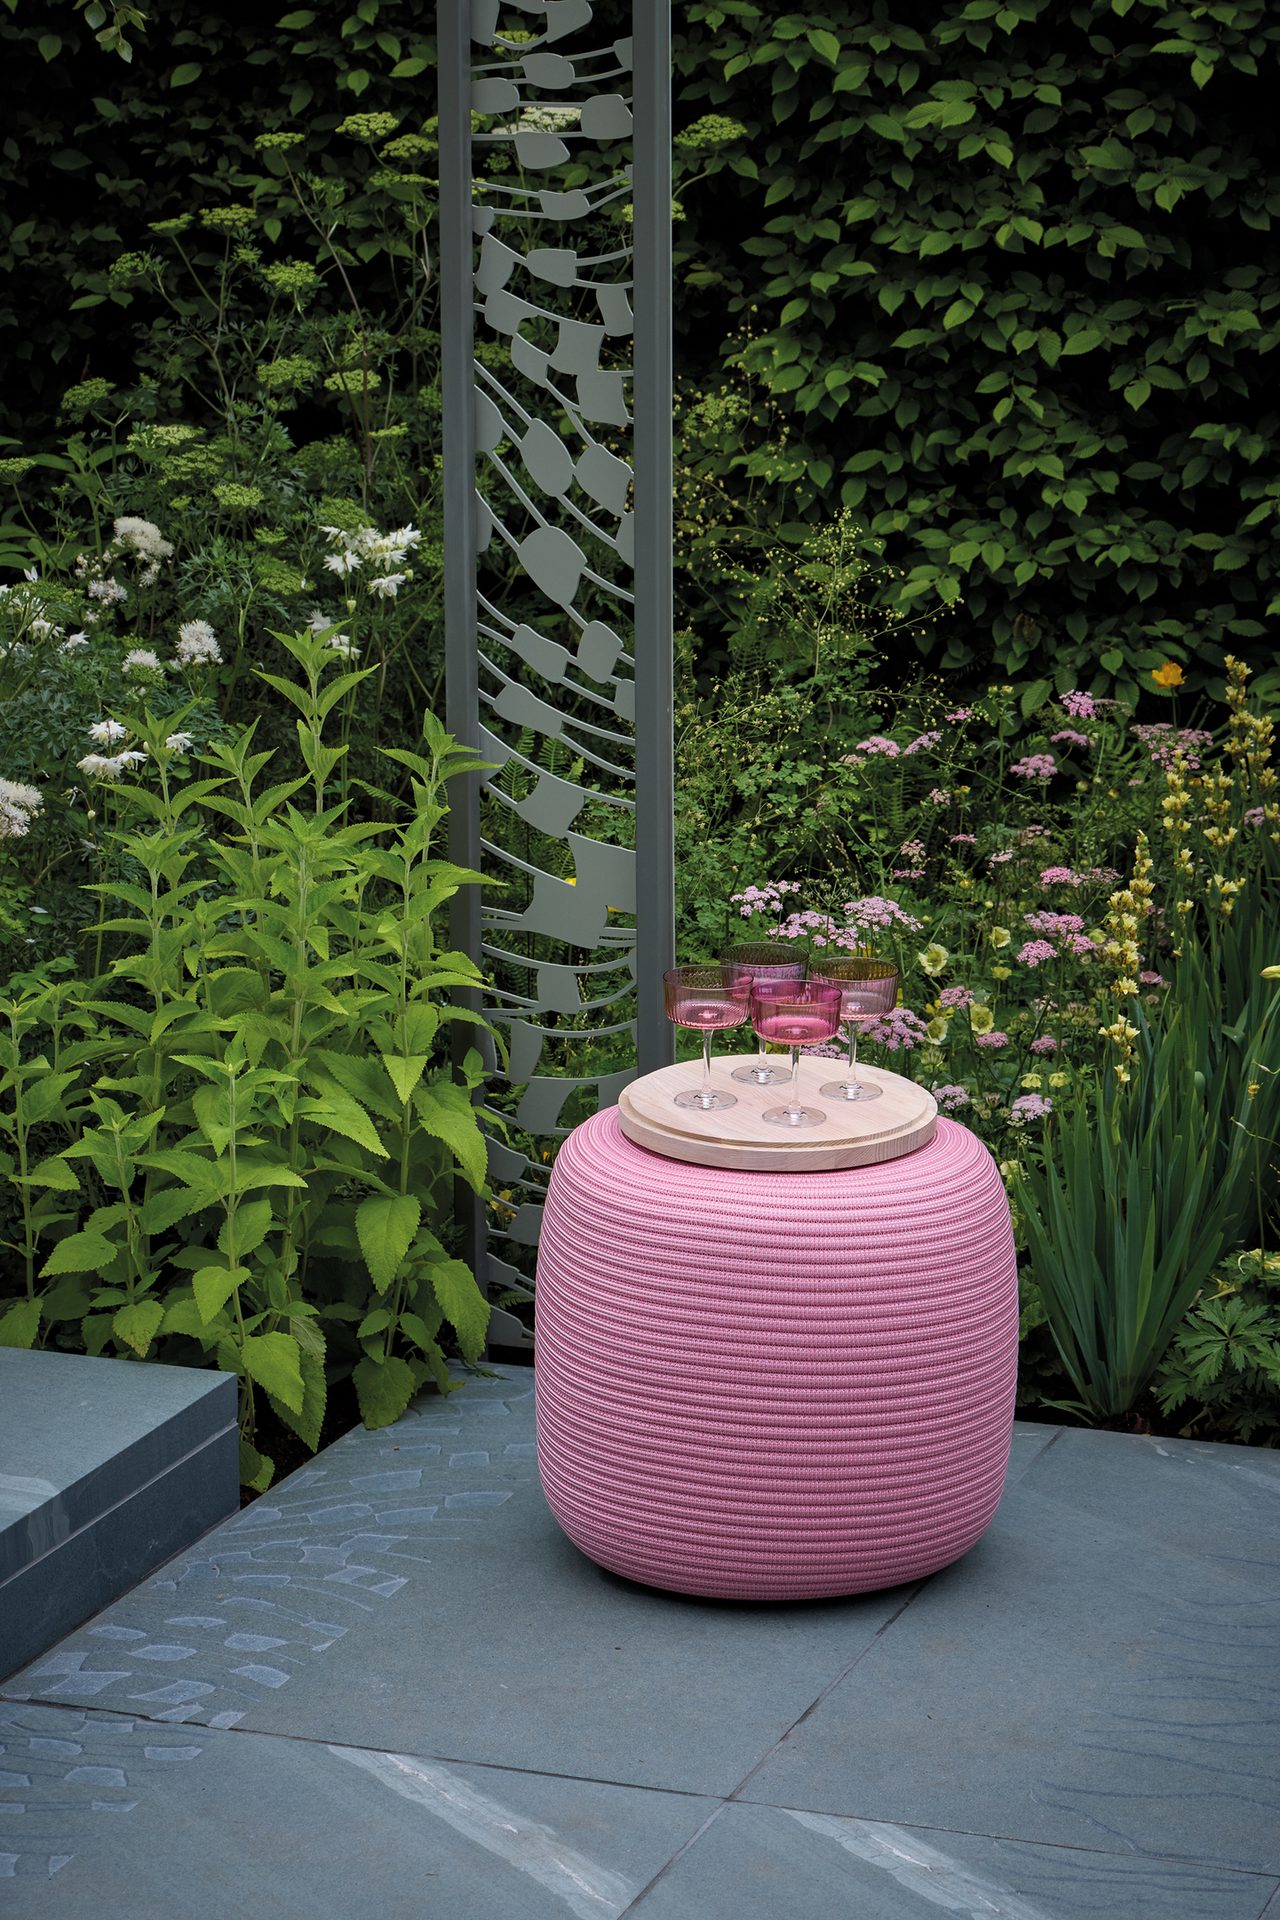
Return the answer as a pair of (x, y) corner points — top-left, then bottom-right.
(812, 957), (899, 1102)
(750, 980), (843, 1128)
(663, 965), (750, 1112)
(722, 941), (807, 1086)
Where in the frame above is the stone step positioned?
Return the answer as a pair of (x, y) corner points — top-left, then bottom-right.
(0, 1349), (237, 1681)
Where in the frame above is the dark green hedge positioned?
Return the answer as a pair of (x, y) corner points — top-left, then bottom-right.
(2, 1), (1278, 689)
(671, 1), (1280, 689)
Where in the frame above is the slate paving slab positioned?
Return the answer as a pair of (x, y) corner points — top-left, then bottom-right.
(2, 1372), (1277, 1920)
(3, 1373), (920, 1798)
(626, 1801), (1279, 1920)
(738, 1426), (1280, 1875)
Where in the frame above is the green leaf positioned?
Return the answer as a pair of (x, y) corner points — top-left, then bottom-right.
(20, 1154), (79, 1191)
(353, 1353), (416, 1429)
(239, 1437), (275, 1491)
(0, 1298), (41, 1349)
(267, 1344), (326, 1451)
(219, 1198), (273, 1260)
(430, 1258), (490, 1364)
(356, 1192), (421, 1293)
(170, 62), (203, 86)
(413, 1081), (488, 1192)
(241, 1331), (305, 1413)
(807, 28), (840, 65)
(40, 1230), (117, 1278)
(381, 1052), (428, 1104)
(37, 33), (63, 60)
(113, 1300), (164, 1357)
(193, 1265), (250, 1324)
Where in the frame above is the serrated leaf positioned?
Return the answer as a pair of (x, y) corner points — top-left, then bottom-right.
(20, 1154), (79, 1191)
(356, 1192), (421, 1293)
(267, 1346), (326, 1452)
(239, 1437), (275, 1491)
(0, 1298), (41, 1349)
(241, 1331), (305, 1413)
(381, 1052), (428, 1104)
(219, 1197), (273, 1260)
(113, 1300), (164, 1357)
(353, 1353), (416, 1429)
(413, 1082), (487, 1192)
(430, 1258), (490, 1363)
(193, 1265), (250, 1324)
(40, 1229), (118, 1278)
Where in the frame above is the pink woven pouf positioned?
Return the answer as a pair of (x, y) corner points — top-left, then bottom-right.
(534, 1108), (1018, 1600)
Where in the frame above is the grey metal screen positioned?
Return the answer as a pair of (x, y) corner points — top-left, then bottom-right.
(438, 0), (673, 1331)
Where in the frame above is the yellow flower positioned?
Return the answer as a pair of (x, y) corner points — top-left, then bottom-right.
(991, 964), (1012, 980)
(1263, 964), (1280, 979)
(1048, 1071), (1069, 1089)
(1020, 1073), (1043, 1090)
(1151, 662), (1185, 688)
(926, 1015), (950, 1042)
(919, 942), (950, 977)
(970, 1005), (995, 1036)
(989, 926), (1011, 950)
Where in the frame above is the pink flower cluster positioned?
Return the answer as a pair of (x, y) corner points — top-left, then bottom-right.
(1010, 754), (1057, 780)
(928, 788), (950, 805)
(1022, 910), (1096, 959)
(1029, 1033), (1059, 1055)
(1139, 970), (1166, 987)
(1010, 1092), (1053, 1122)
(945, 707), (973, 722)
(1040, 866), (1084, 887)
(975, 1030), (1010, 1049)
(864, 1006), (929, 1052)
(1245, 806), (1266, 827)
(1025, 910), (1085, 935)
(849, 734), (901, 758)
(938, 985), (974, 1009)
(904, 730), (942, 755)
(892, 838), (927, 881)
(1060, 691), (1097, 719)
(932, 1084), (971, 1112)
(1050, 729), (1091, 750)
(950, 832), (977, 846)
(842, 895), (925, 934)
(1017, 939), (1058, 968)
(731, 880), (802, 919)
(1131, 723), (1214, 771)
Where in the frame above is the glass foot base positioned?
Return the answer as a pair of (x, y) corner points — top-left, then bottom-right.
(762, 1103), (824, 1128)
(731, 1060), (788, 1085)
(674, 1087), (737, 1111)
(819, 1078), (883, 1101)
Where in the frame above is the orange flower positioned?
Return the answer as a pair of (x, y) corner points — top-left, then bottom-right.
(1151, 662), (1185, 689)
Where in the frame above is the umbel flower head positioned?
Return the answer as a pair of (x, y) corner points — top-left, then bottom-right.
(0, 778), (43, 839)
(173, 620), (222, 667)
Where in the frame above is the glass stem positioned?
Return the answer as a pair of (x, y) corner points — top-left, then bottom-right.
(701, 1028), (714, 1106)
(848, 1025), (859, 1086)
(788, 1044), (802, 1117)
(757, 1041), (770, 1080)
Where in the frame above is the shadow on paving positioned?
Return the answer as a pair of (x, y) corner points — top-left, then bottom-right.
(3, 1370), (1278, 1920)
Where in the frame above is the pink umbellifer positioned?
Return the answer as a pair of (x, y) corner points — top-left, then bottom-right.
(534, 1109), (1018, 1601)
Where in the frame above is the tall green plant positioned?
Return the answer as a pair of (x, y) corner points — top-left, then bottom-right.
(1015, 970), (1280, 1421)
(0, 630), (494, 1487)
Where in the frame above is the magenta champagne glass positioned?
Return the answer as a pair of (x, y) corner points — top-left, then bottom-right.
(812, 957), (899, 1102)
(750, 980), (842, 1128)
(722, 940), (807, 1086)
(663, 965), (750, 1112)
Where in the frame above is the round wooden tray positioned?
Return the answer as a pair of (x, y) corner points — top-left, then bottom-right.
(616, 1054), (937, 1172)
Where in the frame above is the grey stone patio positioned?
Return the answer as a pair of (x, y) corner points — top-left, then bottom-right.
(2, 1367), (1277, 1919)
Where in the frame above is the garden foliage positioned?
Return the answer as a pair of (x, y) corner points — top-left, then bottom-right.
(0, 626), (493, 1488)
(672, 1), (1280, 689)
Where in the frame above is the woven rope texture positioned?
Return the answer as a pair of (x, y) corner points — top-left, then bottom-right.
(535, 1109), (1018, 1600)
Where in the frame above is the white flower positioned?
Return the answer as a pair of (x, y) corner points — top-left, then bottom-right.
(326, 634), (358, 659)
(368, 572), (406, 599)
(113, 516), (174, 562)
(123, 647), (163, 675)
(116, 749), (148, 768)
(165, 731), (194, 753)
(61, 631), (89, 652)
(0, 778), (43, 838)
(174, 620), (221, 665)
(323, 550), (361, 576)
(77, 752), (129, 781)
(89, 718), (128, 746)
(22, 566), (38, 582)
(87, 577), (127, 605)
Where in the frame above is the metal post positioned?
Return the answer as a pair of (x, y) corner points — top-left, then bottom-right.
(631, 0), (676, 1074)
(438, 0), (486, 1287)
